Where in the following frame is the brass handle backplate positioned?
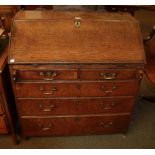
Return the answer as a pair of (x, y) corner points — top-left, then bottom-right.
(38, 123), (53, 131)
(39, 104), (55, 112)
(40, 86), (57, 95)
(101, 85), (118, 94)
(100, 122), (113, 128)
(100, 73), (117, 80)
(100, 102), (116, 110)
(40, 71), (57, 80)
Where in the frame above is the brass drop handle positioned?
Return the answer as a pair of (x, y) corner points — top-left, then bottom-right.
(39, 104), (55, 112)
(38, 123), (53, 131)
(100, 122), (113, 128)
(101, 85), (118, 94)
(43, 88), (57, 95)
(40, 86), (57, 95)
(100, 73), (117, 80)
(40, 71), (57, 80)
(100, 102), (116, 110)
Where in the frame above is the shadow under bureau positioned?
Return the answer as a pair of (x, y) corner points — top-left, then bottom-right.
(8, 11), (145, 137)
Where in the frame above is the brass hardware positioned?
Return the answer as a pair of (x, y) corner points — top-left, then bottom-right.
(100, 102), (116, 110)
(112, 85), (118, 90)
(39, 86), (44, 91)
(100, 122), (113, 128)
(39, 86), (57, 95)
(38, 123), (53, 131)
(138, 70), (143, 79)
(43, 87), (57, 95)
(39, 71), (44, 76)
(101, 85), (118, 94)
(12, 70), (17, 81)
(104, 122), (113, 128)
(75, 17), (81, 28)
(1, 16), (5, 20)
(39, 104), (55, 112)
(40, 71), (57, 80)
(100, 72), (117, 80)
(104, 90), (112, 94)
(46, 71), (52, 77)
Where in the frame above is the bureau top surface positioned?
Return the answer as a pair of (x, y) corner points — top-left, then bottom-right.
(9, 11), (145, 64)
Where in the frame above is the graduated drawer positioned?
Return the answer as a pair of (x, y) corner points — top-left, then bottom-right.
(20, 115), (130, 136)
(15, 81), (140, 98)
(17, 97), (135, 116)
(16, 69), (78, 81)
(80, 69), (139, 80)
(0, 116), (8, 134)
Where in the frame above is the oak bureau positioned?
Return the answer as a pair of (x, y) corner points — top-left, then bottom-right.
(8, 11), (145, 137)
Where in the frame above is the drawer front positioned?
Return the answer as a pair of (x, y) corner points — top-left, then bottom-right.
(15, 83), (80, 98)
(15, 81), (139, 98)
(17, 97), (135, 116)
(80, 69), (138, 80)
(80, 81), (139, 97)
(20, 115), (130, 136)
(0, 116), (8, 134)
(17, 69), (78, 81)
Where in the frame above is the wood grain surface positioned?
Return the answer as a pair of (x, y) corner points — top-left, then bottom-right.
(9, 11), (145, 64)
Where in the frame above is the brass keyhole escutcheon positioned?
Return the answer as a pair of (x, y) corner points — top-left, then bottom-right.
(74, 17), (81, 28)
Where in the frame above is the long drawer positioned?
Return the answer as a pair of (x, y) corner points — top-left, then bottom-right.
(15, 81), (140, 98)
(20, 115), (130, 136)
(17, 97), (135, 116)
(0, 116), (8, 134)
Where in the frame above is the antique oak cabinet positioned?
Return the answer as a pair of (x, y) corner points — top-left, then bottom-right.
(8, 11), (145, 137)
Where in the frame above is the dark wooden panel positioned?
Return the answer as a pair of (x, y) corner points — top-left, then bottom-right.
(80, 69), (139, 80)
(0, 116), (7, 133)
(16, 97), (135, 116)
(20, 115), (130, 136)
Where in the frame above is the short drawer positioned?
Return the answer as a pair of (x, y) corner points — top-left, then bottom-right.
(15, 81), (139, 98)
(17, 97), (135, 116)
(0, 116), (8, 134)
(20, 115), (130, 136)
(15, 83), (80, 98)
(80, 69), (138, 80)
(16, 69), (78, 81)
